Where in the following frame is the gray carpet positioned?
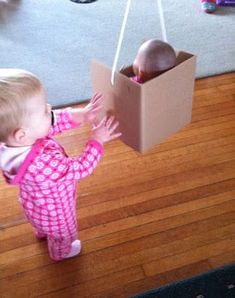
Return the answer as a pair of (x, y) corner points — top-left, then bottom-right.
(1, 0), (235, 107)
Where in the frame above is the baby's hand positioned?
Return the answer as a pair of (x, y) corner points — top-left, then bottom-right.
(71, 93), (103, 124)
(91, 115), (122, 144)
(83, 93), (103, 124)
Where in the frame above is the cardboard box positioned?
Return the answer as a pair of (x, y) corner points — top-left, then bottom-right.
(91, 51), (196, 153)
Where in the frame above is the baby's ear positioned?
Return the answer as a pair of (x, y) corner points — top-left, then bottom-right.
(132, 61), (138, 75)
(138, 70), (145, 80)
(14, 128), (26, 143)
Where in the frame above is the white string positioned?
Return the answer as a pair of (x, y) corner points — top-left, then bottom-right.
(157, 0), (167, 42)
(111, 0), (167, 85)
(111, 0), (132, 86)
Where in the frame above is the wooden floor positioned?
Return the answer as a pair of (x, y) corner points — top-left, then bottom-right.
(0, 73), (235, 298)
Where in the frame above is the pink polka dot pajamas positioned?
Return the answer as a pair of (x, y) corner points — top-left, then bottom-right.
(1, 109), (103, 261)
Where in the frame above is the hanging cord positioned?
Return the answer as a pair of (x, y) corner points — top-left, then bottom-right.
(157, 0), (167, 42)
(111, 0), (167, 85)
(111, 0), (132, 85)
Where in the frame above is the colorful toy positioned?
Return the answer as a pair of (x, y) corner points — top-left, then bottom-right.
(216, 0), (235, 5)
(201, 0), (217, 13)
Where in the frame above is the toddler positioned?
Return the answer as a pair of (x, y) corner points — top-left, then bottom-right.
(0, 69), (121, 261)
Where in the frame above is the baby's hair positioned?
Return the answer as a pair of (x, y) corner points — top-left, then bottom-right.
(0, 69), (42, 142)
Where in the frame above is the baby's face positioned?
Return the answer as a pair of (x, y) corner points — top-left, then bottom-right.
(23, 88), (52, 145)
